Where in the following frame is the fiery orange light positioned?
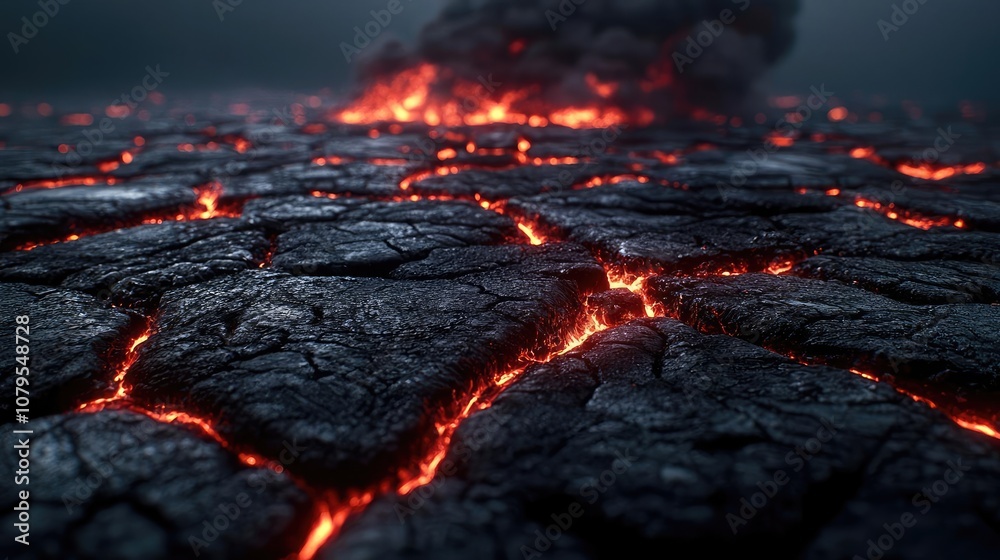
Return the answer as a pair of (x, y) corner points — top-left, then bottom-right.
(78, 328), (153, 412)
(585, 73), (619, 99)
(298, 504), (335, 560)
(334, 63), (647, 129)
(827, 107), (848, 122)
(517, 222), (545, 245)
(897, 162), (987, 181)
(854, 197), (964, 229)
(765, 260), (796, 275)
(437, 148), (458, 160)
(845, 369), (998, 441)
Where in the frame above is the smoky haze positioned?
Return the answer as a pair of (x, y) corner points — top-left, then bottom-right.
(0, 0), (997, 108)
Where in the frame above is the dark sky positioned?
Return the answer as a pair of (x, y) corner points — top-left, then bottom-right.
(1, 0), (997, 107)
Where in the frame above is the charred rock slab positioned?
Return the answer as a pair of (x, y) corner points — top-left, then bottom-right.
(128, 245), (606, 489)
(325, 319), (1000, 560)
(0, 411), (311, 560)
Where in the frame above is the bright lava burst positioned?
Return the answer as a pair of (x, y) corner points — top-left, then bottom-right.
(334, 63), (652, 129)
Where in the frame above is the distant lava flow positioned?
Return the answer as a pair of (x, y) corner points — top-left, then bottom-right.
(4, 175), (117, 195)
(797, 187), (967, 230)
(853, 197), (966, 230)
(14, 182), (241, 251)
(849, 147), (988, 181)
(333, 63), (654, 129)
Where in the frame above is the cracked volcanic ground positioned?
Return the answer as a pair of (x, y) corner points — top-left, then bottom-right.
(1, 97), (999, 560)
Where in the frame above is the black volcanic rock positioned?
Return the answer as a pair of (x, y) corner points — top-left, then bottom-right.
(0, 182), (203, 251)
(127, 245), (607, 489)
(0, 220), (270, 308)
(0, 411), (312, 560)
(793, 255), (1000, 305)
(1, 99), (999, 560)
(508, 183), (1000, 276)
(0, 283), (136, 416)
(244, 197), (520, 276)
(324, 319), (1000, 560)
(646, 273), (1000, 401)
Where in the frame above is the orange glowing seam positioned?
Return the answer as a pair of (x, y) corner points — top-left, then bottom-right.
(854, 197), (964, 230)
(77, 326), (277, 469)
(78, 328), (154, 412)
(845, 370), (999, 441)
(8, 176), (116, 194)
(896, 162), (987, 181)
(606, 269), (658, 317)
(578, 175), (652, 189)
(397, 308), (621, 497)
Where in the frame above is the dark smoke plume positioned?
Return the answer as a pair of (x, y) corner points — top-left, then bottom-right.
(357, 0), (801, 116)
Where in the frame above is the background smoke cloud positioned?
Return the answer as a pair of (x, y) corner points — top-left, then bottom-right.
(355, 0), (802, 114)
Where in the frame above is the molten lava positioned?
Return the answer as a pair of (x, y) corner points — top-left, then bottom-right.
(78, 328), (153, 412)
(334, 63), (651, 129)
(896, 162), (987, 181)
(848, 146), (989, 181)
(6, 176), (116, 195)
(848, 370), (999, 441)
(854, 197), (965, 230)
(298, 504), (335, 560)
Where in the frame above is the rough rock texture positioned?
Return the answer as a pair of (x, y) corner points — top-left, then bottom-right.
(0, 283), (136, 416)
(0, 220), (270, 308)
(323, 320), (1000, 560)
(244, 197), (521, 276)
(1, 98), (998, 560)
(127, 245), (606, 489)
(0, 411), (312, 560)
(647, 274), (1000, 399)
(0, 182), (202, 251)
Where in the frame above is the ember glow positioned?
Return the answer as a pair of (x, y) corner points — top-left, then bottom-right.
(849, 146), (989, 181)
(854, 197), (965, 229)
(896, 162), (987, 181)
(78, 327), (153, 412)
(6, 176), (116, 195)
(77, 321), (277, 470)
(298, 504), (335, 560)
(849, 370), (999, 441)
(517, 222), (545, 245)
(334, 63), (652, 129)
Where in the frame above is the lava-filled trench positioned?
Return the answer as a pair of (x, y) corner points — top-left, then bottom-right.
(6, 113), (996, 560)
